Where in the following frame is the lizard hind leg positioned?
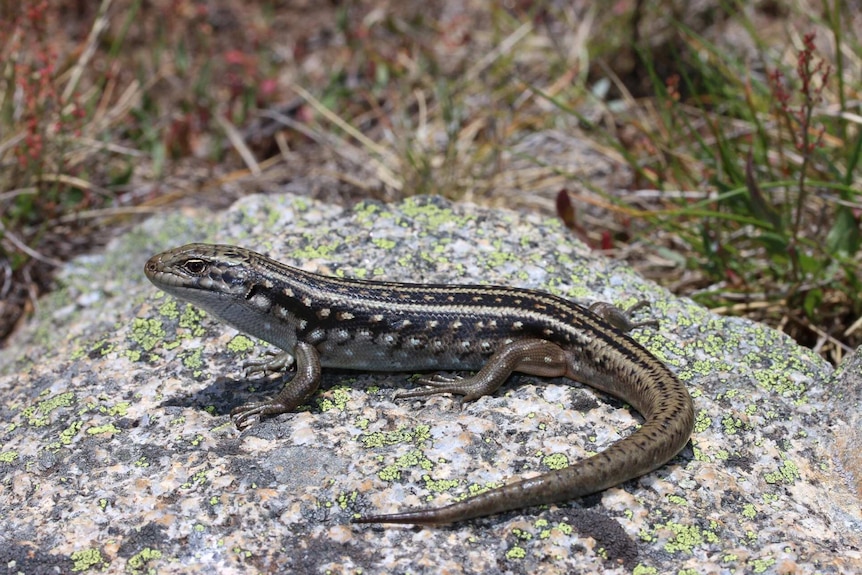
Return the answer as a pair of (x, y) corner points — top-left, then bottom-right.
(396, 338), (568, 403)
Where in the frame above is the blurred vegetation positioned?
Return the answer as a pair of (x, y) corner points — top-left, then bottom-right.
(0, 0), (859, 360)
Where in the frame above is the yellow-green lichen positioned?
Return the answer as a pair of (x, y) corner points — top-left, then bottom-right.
(692, 446), (709, 463)
(0, 450), (18, 463)
(721, 415), (745, 435)
(87, 424), (120, 435)
(59, 421), (82, 445)
(336, 491), (357, 509)
(360, 425), (431, 448)
(157, 299), (179, 319)
(103, 402), (130, 417)
(693, 410), (711, 433)
(511, 528), (532, 541)
(227, 335), (255, 353)
(130, 318), (166, 352)
(400, 197), (474, 230)
(422, 475), (459, 493)
(293, 239), (339, 260)
(632, 564), (658, 575)
(660, 521), (719, 553)
(372, 238), (397, 250)
(542, 453), (568, 470)
(318, 386), (352, 412)
(181, 348), (204, 371)
(178, 304), (207, 337)
(182, 469), (210, 489)
(24, 392), (75, 426)
(742, 503), (757, 519)
(504, 545), (526, 560)
(666, 494), (687, 506)
(463, 480), (503, 499)
(71, 548), (107, 572)
(749, 557), (777, 573)
(126, 547), (162, 572)
(764, 458), (800, 485)
(638, 529), (654, 543)
(377, 449), (434, 481)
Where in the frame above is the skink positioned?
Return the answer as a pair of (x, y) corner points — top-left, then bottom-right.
(144, 243), (694, 525)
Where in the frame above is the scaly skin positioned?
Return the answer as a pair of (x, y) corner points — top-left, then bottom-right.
(145, 243), (694, 525)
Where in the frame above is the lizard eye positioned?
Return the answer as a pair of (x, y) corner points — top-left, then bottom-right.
(183, 259), (208, 275)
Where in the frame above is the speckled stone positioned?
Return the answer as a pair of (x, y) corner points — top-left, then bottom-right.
(1, 194), (860, 574)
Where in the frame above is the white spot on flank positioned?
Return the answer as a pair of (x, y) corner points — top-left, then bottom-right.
(370, 314), (384, 322)
(249, 294), (271, 311)
(512, 321), (524, 330)
(338, 311), (355, 321)
(317, 308), (331, 318)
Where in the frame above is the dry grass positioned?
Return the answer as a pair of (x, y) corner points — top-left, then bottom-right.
(1, 0), (860, 360)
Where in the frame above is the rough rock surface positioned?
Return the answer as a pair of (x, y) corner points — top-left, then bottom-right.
(1, 194), (860, 574)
